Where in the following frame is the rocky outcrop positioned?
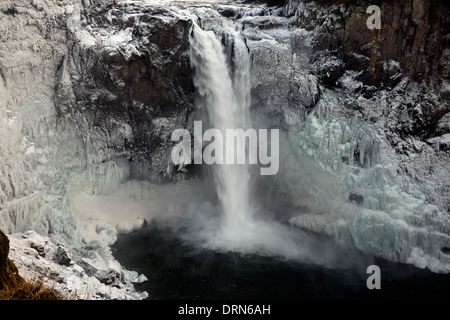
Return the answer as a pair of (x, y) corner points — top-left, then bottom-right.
(56, 1), (196, 181)
(288, 0), (450, 83)
(7, 230), (148, 299)
(0, 229), (22, 290)
(286, 0), (450, 138)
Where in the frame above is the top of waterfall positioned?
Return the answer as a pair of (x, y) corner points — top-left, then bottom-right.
(116, 0), (259, 8)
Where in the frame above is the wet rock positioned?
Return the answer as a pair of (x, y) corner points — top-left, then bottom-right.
(290, 0), (450, 88)
(96, 269), (122, 286)
(53, 2), (196, 181)
(56, 245), (73, 267)
(31, 243), (46, 257)
(349, 193), (364, 206)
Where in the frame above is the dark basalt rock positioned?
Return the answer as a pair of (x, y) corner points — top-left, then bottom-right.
(291, 0), (450, 141)
(0, 229), (23, 290)
(349, 193), (364, 206)
(56, 245), (73, 267)
(297, 0), (450, 90)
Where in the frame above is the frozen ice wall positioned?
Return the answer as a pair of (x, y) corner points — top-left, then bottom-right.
(0, 0), (194, 239)
(0, 0), (194, 298)
(0, 0), (130, 243)
(243, 1), (450, 272)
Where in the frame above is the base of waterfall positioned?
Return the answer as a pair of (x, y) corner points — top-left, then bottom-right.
(72, 177), (450, 279)
(113, 221), (450, 300)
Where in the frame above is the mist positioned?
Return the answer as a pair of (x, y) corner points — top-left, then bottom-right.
(72, 177), (372, 271)
(72, 19), (372, 272)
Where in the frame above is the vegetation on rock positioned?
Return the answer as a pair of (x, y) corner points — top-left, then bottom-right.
(0, 230), (62, 300)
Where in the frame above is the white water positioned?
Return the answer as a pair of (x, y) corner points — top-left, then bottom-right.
(190, 23), (255, 243)
(187, 23), (327, 263)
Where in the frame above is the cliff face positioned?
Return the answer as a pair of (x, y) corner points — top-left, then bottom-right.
(346, 0), (449, 85)
(56, 2), (195, 180)
(286, 0), (450, 138)
(0, 230), (22, 290)
(0, 0), (194, 299)
(288, 0), (450, 79)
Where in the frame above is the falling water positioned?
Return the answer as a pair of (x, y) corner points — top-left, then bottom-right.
(188, 22), (317, 260)
(189, 23), (256, 244)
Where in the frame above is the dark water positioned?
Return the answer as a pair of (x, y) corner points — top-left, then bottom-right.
(112, 222), (450, 300)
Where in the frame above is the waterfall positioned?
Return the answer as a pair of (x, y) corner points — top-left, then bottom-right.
(188, 21), (310, 260)
(189, 23), (256, 244)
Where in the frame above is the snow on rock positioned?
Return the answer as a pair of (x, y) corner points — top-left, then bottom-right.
(0, 0), (194, 299)
(8, 230), (148, 300)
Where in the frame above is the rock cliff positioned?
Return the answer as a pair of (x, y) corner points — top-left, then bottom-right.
(0, 229), (22, 290)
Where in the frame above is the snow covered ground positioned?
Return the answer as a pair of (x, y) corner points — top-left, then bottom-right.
(8, 230), (148, 299)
